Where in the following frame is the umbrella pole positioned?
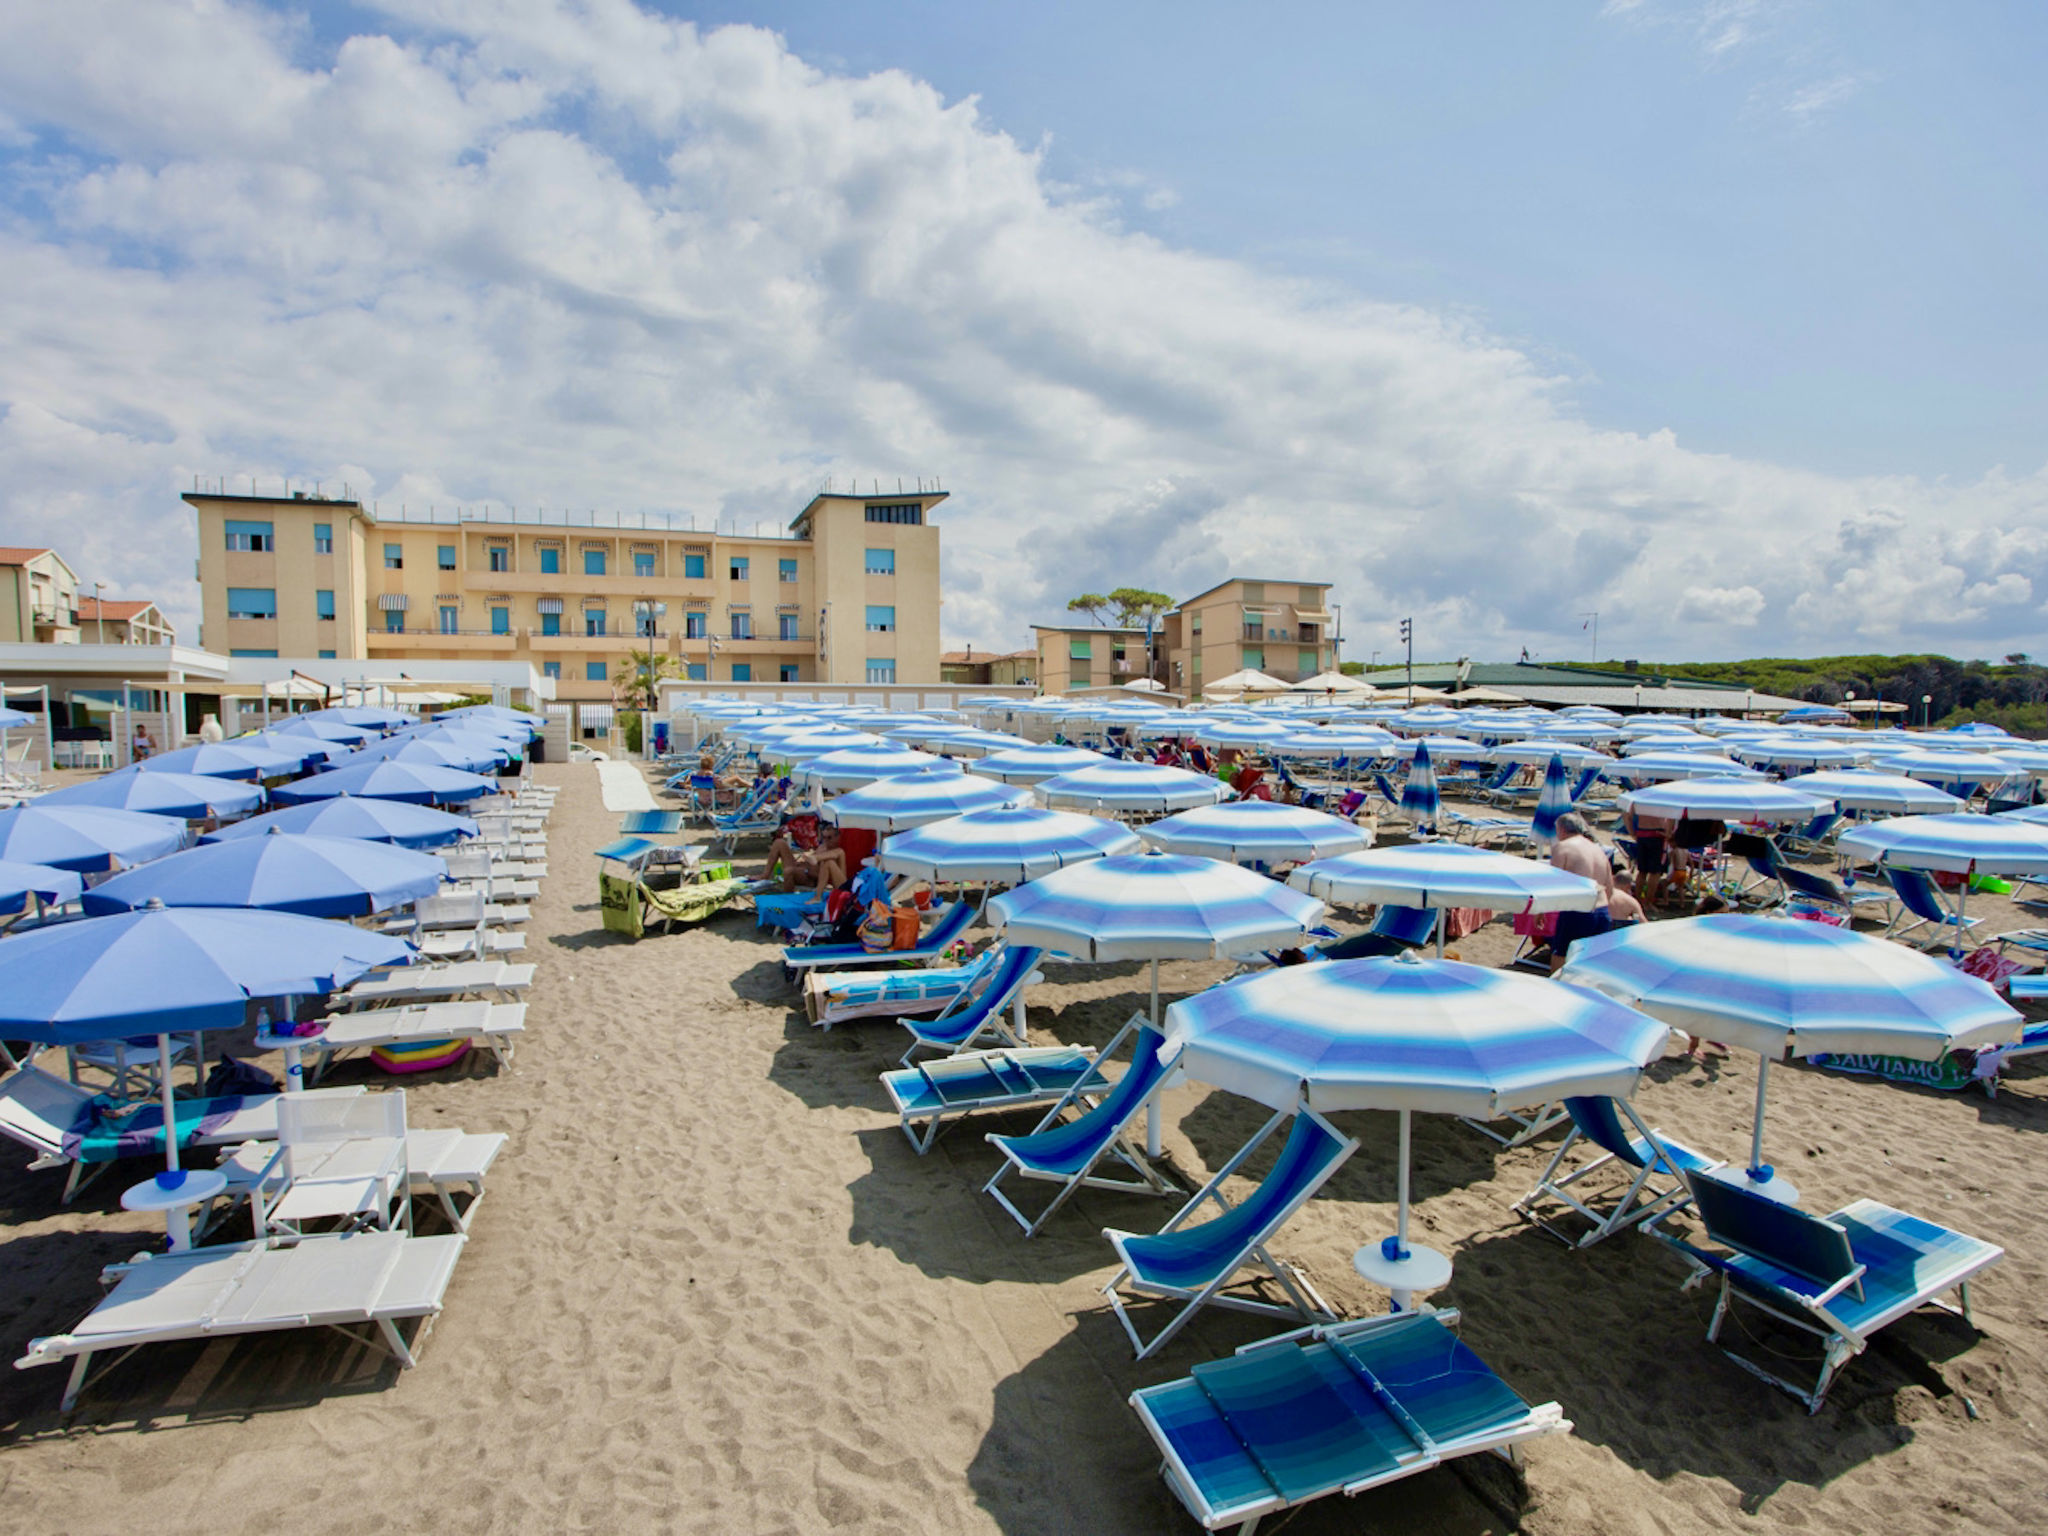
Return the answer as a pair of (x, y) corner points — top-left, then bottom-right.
(1146, 958), (1163, 1158)
(158, 1033), (180, 1174)
(1434, 910), (1444, 958)
(1748, 1057), (1770, 1181)
(1394, 1108), (1411, 1257)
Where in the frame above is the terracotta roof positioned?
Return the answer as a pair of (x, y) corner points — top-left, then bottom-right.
(77, 597), (155, 621)
(0, 546), (56, 565)
(942, 649), (1034, 664)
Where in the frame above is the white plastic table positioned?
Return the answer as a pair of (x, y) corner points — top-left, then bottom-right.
(1354, 1241), (1454, 1313)
(121, 1167), (228, 1252)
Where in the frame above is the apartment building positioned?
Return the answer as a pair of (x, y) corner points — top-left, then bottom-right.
(1030, 624), (1151, 693)
(76, 598), (176, 646)
(1158, 578), (1336, 697)
(186, 487), (946, 704)
(941, 647), (1034, 687)
(0, 547), (82, 644)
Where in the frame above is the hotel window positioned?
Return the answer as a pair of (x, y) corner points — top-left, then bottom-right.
(685, 611), (706, 639)
(585, 661), (606, 682)
(779, 613), (799, 641)
(539, 547), (560, 575)
(226, 587), (277, 619)
(225, 519), (273, 552)
(864, 503), (921, 524)
(316, 589), (335, 620)
(437, 545), (456, 571)
(584, 549), (606, 576)
(779, 664), (800, 682)
(730, 611), (753, 640)
(634, 552), (655, 578)
(729, 556), (749, 581)
(684, 553), (706, 579)
(313, 523), (333, 555)
(384, 611), (404, 633)
(866, 659), (896, 683)
(543, 661), (560, 680)
(779, 558), (798, 583)
(585, 610), (607, 637)
(439, 606), (459, 635)
(384, 543), (403, 569)
(489, 546), (510, 573)
(731, 663), (752, 682)
(865, 605), (895, 632)
(686, 662), (707, 681)
(491, 606), (510, 636)
(1243, 647), (1264, 671)
(865, 548), (895, 574)
(541, 613), (560, 636)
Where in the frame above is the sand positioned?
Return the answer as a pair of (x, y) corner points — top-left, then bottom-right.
(1, 761), (2044, 1535)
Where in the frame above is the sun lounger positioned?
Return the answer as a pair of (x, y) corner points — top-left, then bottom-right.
(15, 1228), (466, 1411)
(414, 922), (526, 961)
(1646, 1170), (2003, 1412)
(1884, 868), (1984, 949)
(619, 810), (684, 835)
(983, 1019), (1177, 1237)
(598, 872), (750, 938)
(900, 946), (1045, 1061)
(215, 1115), (506, 1237)
(284, 1002), (526, 1082)
(1316, 904), (1439, 959)
(880, 1045), (1110, 1154)
(1514, 1095), (1724, 1247)
(382, 891), (529, 933)
(251, 1089), (414, 1238)
(1129, 1308), (1569, 1533)
(804, 944), (999, 1027)
(336, 961), (534, 1008)
(780, 900), (976, 975)
(1103, 1106), (1358, 1360)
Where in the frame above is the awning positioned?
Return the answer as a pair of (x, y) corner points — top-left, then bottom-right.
(537, 598), (565, 615)
(377, 594), (409, 611)
(1292, 609), (1333, 623)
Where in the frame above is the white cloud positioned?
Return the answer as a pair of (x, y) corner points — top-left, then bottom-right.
(0, 0), (2040, 665)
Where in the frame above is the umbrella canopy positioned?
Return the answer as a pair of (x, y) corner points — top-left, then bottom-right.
(1613, 752), (1759, 783)
(789, 745), (962, 791)
(1287, 843), (1602, 913)
(269, 716), (376, 746)
(1530, 755), (1576, 849)
(338, 737), (501, 774)
(271, 759), (496, 807)
(1998, 804), (2048, 826)
(0, 803), (188, 873)
(137, 740), (310, 780)
(402, 724), (523, 759)
(1732, 737), (1870, 769)
(1268, 728), (1396, 759)
(1202, 668), (1293, 696)
(0, 706), (35, 729)
(238, 730), (350, 766)
(1189, 720), (1282, 746)
(0, 858), (83, 914)
(972, 744), (1112, 784)
(1139, 801), (1372, 865)
(1780, 771), (1964, 815)
(200, 796), (479, 849)
(821, 771), (1030, 832)
(1874, 748), (2020, 786)
(82, 832), (447, 919)
(877, 806), (1142, 884)
(986, 852), (1324, 962)
(311, 706), (416, 730)
(1399, 743), (1440, 830)
(37, 769), (264, 821)
(1616, 778), (1830, 824)
(434, 705), (540, 735)
(1034, 761), (1233, 815)
(1289, 671), (1374, 694)
(886, 727), (1029, 757)
(1489, 740), (1614, 768)
(1837, 813), (2048, 875)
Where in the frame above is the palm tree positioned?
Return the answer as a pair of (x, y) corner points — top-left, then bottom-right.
(612, 649), (678, 711)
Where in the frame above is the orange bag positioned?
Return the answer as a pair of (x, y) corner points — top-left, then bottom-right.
(890, 905), (921, 950)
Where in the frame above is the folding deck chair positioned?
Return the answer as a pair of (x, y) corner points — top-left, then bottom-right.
(881, 1043), (1112, 1155)
(780, 900), (976, 976)
(1129, 1308), (1569, 1534)
(982, 1018), (1177, 1237)
(899, 946), (1045, 1061)
(1513, 1095), (1724, 1247)
(804, 943), (999, 1028)
(1103, 1105), (1359, 1360)
(15, 1228), (467, 1411)
(1883, 868), (1984, 949)
(1646, 1170), (2004, 1413)
(244, 1089), (414, 1238)
(1316, 903), (1439, 959)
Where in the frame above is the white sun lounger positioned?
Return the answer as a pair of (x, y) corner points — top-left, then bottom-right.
(416, 925), (526, 961)
(15, 1229), (467, 1411)
(338, 962), (535, 1008)
(270, 1002), (526, 1083)
(216, 1126), (506, 1236)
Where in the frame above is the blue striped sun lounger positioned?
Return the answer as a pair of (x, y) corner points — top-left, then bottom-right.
(1129, 1308), (1569, 1533)
(880, 1044), (1110, 1154)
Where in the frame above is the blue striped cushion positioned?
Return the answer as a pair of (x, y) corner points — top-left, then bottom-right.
(1191, 1343), (1408, 1500)
(1328, 1314), (1533, 1447)
(990, 1028), (1167, 1177)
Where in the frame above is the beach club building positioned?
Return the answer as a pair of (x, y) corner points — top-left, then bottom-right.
(187, 486), (948, 710)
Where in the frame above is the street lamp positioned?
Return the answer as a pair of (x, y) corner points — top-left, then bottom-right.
(1922, 693), (1933, 729)
(92, 581), (105, 644)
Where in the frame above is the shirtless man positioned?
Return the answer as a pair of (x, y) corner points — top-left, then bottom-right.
(1548, 813), (1615, 974)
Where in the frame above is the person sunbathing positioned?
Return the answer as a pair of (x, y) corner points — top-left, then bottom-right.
(766, 824), (847, 895)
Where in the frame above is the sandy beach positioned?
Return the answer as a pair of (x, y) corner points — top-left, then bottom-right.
(1, 758), (2043, 1535)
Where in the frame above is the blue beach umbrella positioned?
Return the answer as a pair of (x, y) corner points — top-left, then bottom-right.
(1563, 913), (2018, 1187)
(972, 744), (1111, 785)
(310, 706), (416, 731)
(877, 806), (1143, 885)
(1530, 754), (1574, 849)
(0, 858), (83, 917)
(82, 832), (446, 919)
(1731, 736), (1869, 770)
(1489, 740), (1614, 769)
(200, 796), (479, 850)
(1837, 812), (2048, 949)
(269, 716), (375, 747)
(1614, 752), (1759, 783)
(1139, 801), (1370, 866)
(434, 705), (539, 737)
(37, 769), (264, 821)
(821, 771), (1030, 832)
(1034, 761), (1233, 815)
(138, 740), (310, 780)
(337, 737), (501, 774)
(1874, 748), (2019, 787)
(0, 706), (33, 729)
(399, 725), (522, 761)
(1399, 742), (1440, 834)
(1616, 778), (1829, 825)
(241, 730), (350, 766)
(0, 803), (188, 873)
(1289, 843), (1602, 920)
(271, 759), (496, 807)
(1779, 771), (1963, 816)
(790, 744), (963, 792)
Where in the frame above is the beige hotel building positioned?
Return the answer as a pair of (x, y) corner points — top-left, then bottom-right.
(187, 488), (946, 704)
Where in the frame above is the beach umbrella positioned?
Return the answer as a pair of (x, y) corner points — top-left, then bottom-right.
(1162, 953), (1667, 1300)
(434, 705), (540, 735)
(1731, 737), (1869, 770)
(1527, 719), (1620, 742)
(790, 745), (963, 791)
(1384, 735), (1474, 761)
(0, 706), (33, 729)
(1399, 742), (1439, 834)
(0, 858), (83, 918)
(1034, 761), (1232, 815)
(271, 759), (496, 807)
(337, 737), (502, 774)
(1562, 913), (2018, 1192)
(0, 803), (188, 873)
(37, 769), (264, 821)
(1993, 747), (2048, 776)
(821, 771), (1030, 832)
(1997, 804), (2048, 826)
(1616, 778), (1830, 825)
(1268, 728), (1396, 759)
(1138, 801), (1371, 865)
(886, 727), (1029, 758)
(1530, 754), (1575, 849)
(1779, 771), (1964, 816)
(402, 724), (524, 761)
(200, 796), (479, 850)
(82, 832), (446, 919)
(310, 706), (416, 730)
(973, 744), (1111, 785)
(1619, 734), (1723, 755)
(268, 716), (375, 746)
(877, 806), (1142, 885)
(239, 730), (350, 766)
(1874, 748), (2020, 786)
(1286, 843), (1602, 954)
(1190, 720), (1282, 747)
(136, 740), (310, 780)
(1837, 813), (2048, 950)
(1489, 740), (1614, 768)
(1614, 752), (1761, 783)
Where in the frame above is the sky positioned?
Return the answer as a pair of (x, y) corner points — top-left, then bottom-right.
(0, 0), (2042, 665)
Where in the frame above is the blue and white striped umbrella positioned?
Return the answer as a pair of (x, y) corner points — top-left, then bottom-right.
(1616, 778), (1829, 824)
(1780, 771), (1963, 815)
(789, 745), (963, 791)
(755, 727), (886, 758)
(1997, 804), (2048, 827)
(1527, 719), (1620, 742)
(1488, 740), (1614, 768)
(986, 852), (1325, 964)
(1994, 746), (2048, 776)
(1732, 737), (1870, 769)
(1562, 913), (2019, 1181)
(1399, 742), (1439, 831)
(1385, 736), (1474, 761)
(884, 726), (1029, 757)
(1530, 753), (1575, 849)
(1139, 801), (1371, 865)
(878, 805), (1142, 885)
(821, 771), (1029, 832)
(1873, 748), (2019, 786)
(1614, 752), (1760, 783)
(1268, 728), (1396, 759)
(972, 744), (1111, 784)
(1837, 813), (2048, 875)
(1287, 843), (1602, 914)
(1190, 720), (1283, 747)
(1034, 761), (1231, 814)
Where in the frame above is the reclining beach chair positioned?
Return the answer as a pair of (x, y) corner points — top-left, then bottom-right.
(446, 843), (546, 884)
(899, 945), (1045, 1061)
(415, 919), (526, 962)
(1513, 1095), (1725, 1247)
(1883, 868), (1984, 949)
(216, 1119), (506, 1237)
(619, 810), (684, 836)
(983, 1019), (1177, 1236)
(881, 1041), (1113, 1155)
(1102, 1105), (1359, 1359)
(1128, 1308), (1570, 1534)
(780, 900), (976, 976)
(805, 942), (998, 1029)
(383, 889), (528, 934)
(599, 870), (750, 939)
(15, 1228), (466, 1411)
(243, 1089), (414, 1238)
(335, 961), (535, 1009)
(1317, 903), (1440, 959)
(1441, 808), (1535, 848)
(707, 781), (786, 853)
(1646, 1170), (2004, 1413)
(289, 1001), (527, 1083)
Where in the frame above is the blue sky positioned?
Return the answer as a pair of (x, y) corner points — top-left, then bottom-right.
(0, 1), (2041, 662)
